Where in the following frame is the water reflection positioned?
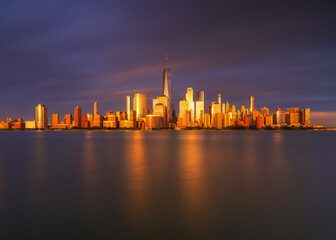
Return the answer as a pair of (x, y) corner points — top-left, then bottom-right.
(242, 133), (260, 190)
(178, 132), (207, 230)
(81, 131), (98, 208)
(29, 131), (48, 205)
(123, 131), (151, 235)
(0, 151), (5, 209)
(270, 131), (288, 197)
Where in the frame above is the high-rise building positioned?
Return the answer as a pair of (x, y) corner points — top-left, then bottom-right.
(74, 106), (81, 127)
(94, 101), (98, 115)
(64, 113), (73, 125)
(178, 98), (189, 127)
(304, 108), (311, 126)
(186, 88), (195, 122)
(204, 113), (211, 128)
(249, 96), (254, 126)
(261, 107), (269, 117)
(153, 95), (169, 127)
(52, 113), (59, 128)
(126, 96), (131, 120)
(35, 104), (48, 129)
(133, 93), (148, 121)
(196, 91), (205, 125)
(162, 55), (171, 99)
(153, 103), (167, 128)
(211, 102), (221, 125)
(81, 114), (89, 128)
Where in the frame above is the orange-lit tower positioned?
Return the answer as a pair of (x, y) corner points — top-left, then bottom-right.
(74, 106), (81, 127)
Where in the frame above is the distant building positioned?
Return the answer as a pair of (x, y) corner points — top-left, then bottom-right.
(94, 102), (98, 115)
(261, 107), (269, 117)
(146, 115), (163, 129)
(64, 113), (73, 125)
(52, 113), (59, 128)
(126, 95), (131, 120)
(178, 98), (189, 127)
(186, 88), (195, 122)
(211, 102), (221, 125)
(256, 115), (264, 129)
(74, 106), (81, 127)
(196, 91), (205, 126)
(204, 113), (211, 128)
(35, 104), (48, 129)
(304, 108), (311, 126)
(133, 93), (148, 121)
(249, 96), (254, 126)
(81, 114), (89, 128)
(25, 120), (36, 129)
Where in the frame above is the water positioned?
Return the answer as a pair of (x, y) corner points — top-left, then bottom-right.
(0, 130), (336, 239)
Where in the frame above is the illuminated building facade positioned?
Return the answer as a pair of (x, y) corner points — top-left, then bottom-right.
(196, 91), (205, 125)
(133, 93), (148, 121)
(126, 96), (131, 120)
(52, 113), (59, 128)
(186, 88), (195, 122)
(35, 104), (48, 129)
(249, 96), (254, 126)
(94, 102), (98, 115)
(74, 106), (81, 127)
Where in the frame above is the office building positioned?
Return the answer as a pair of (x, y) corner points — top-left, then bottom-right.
(74, 106), (81, 127)
(186, 88), (195, 122)
(94, 101), (98, 115)
(133, 93), (148, 121)
(126, 95), (131, 120)
(52, 113), (59, 128)
(196, 91), (205, 125)
(178, 98), (189, 127)
(249, 96), (254, 126)
(35, 104), (48, 129)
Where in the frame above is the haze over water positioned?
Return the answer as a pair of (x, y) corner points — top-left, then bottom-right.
(1, 131), (336, 239)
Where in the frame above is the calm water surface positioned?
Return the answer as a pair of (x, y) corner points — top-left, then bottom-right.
(0, 130), (336, 239)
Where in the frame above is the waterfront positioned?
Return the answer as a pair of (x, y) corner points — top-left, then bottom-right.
(0, 131), (336, 239)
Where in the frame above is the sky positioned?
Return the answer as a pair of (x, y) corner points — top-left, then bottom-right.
(1, 0), (336, 126)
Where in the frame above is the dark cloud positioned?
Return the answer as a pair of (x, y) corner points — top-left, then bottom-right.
(0, 0), (335, 125)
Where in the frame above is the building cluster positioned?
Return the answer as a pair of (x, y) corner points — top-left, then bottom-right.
(0, 57), (311, 130)
(176, 93), (311, 129)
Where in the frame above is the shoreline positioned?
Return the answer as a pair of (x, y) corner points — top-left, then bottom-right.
(1, 127), (335, 132)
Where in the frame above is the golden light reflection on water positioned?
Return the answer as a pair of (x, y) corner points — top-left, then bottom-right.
(270, 131), (288, 194)
(81, 131), (98, 207)
(242, 133), (259, 190)
(178, 132), (207, 228)
(30, 131), (48, 204)
(0, 151), (5, 207)
(124, 131), (151, 230)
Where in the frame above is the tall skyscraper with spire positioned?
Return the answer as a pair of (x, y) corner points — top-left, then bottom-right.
(162, 55), (171, 99)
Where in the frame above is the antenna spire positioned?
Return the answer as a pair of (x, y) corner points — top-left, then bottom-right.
(166, 54), (168, 69)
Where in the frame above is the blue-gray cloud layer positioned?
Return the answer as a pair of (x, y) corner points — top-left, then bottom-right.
(1, 0), (335, 123)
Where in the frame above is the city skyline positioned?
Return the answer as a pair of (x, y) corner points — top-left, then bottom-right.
(0, 1), (335, 126)
(0, 57), (333, 127)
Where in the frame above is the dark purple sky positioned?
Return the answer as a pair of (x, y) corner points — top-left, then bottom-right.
(1, 0), (336, 125)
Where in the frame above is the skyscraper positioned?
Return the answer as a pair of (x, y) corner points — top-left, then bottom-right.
(126, 96), (131, 120)
(186, 88), (195, 122)
(133, 93), (148, 120)
(249, 96), (254, 125)
(74, 106), (81, 127)
(196, 91), (205, 125)
(178, 98), (189, 127)
(52, 113), (59, 128)
(35, 104), (48, 129)
(94, 101), (98, 115)
(162, 55), (171, 99)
